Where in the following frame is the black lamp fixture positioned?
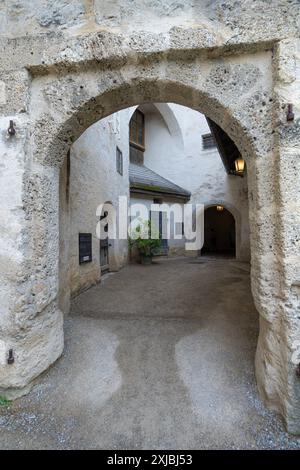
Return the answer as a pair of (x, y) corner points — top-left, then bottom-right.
(7, 120), (16, 136)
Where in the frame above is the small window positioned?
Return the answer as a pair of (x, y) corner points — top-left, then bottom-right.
(202, 133), (216, 149)
(129, 109), (145, 150)
(116, 146), (123, 175)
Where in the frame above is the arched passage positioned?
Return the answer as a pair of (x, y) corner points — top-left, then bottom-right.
(2, 46), (297, 434)
(202, 206), (236, 257)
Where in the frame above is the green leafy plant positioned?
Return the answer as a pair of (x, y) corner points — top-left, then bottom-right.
(129, 219), (161, 257)
(0, 396), (11, 407)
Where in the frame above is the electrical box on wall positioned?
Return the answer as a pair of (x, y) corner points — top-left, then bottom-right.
(79, 233), (92, 264)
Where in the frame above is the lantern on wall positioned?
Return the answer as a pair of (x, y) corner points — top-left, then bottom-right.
(234, 158), (245, 175)
(216, 205), (224, 211)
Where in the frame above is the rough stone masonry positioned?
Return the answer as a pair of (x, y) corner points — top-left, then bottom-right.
(0, 1), (299, 434)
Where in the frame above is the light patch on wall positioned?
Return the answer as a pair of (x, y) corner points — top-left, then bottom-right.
(0, 81), (6, 105)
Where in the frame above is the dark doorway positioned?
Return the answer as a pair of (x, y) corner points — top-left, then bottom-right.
(100, 210), (109, 273)
(202, 206), (236, 257)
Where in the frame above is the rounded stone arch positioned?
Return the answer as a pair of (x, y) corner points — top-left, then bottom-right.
(202, 201), (242, 260)
(10, 51), (285, 430)
(32, 70), (267, 171)
(31, 69), (263, 293)
(29, 64), (266, 353)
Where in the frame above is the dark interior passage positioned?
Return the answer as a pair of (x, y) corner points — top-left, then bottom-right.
(202, 206), (236, 257)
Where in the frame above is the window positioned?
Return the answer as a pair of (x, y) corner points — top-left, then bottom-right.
(116, 146), (123, 175)
(202, 133), (216, 149)
(129, 109), (145, 150)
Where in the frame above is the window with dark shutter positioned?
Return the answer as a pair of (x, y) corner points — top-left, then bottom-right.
(202, 133), (216, 149)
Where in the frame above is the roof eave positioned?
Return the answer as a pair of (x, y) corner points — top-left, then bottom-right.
(130, 185), (191, 201)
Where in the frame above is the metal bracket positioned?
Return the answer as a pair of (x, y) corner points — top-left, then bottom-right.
(7, 120), (16, 136)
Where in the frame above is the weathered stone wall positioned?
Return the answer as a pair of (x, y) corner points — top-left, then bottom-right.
(0, 0), (298, 44)
(0, 1), (299, 433)
(255, 38), (300, 434)
(58, 152), (71, 314)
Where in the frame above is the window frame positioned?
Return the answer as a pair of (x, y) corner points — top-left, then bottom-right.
(129, 109), (145, 151)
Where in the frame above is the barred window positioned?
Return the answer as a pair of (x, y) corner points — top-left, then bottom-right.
(202, 133), (216, 149)
(116, 146), (123, 175)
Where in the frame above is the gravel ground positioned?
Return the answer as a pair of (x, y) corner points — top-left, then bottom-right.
(0, 258), (299, 449)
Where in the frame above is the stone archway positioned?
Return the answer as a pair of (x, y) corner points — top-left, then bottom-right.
(0, 36), (299, 434)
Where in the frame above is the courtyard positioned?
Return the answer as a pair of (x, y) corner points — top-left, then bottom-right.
(0, 258), (299, 450)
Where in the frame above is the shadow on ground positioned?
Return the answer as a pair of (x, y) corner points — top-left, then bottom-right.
(0, 258), (299, 449)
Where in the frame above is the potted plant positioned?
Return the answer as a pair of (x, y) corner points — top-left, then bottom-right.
(129, 220), (161, 265)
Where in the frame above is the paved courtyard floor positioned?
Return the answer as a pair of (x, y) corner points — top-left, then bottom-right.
(0, 257), (299, 449)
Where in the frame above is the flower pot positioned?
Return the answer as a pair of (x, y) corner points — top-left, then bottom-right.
(140, 254), (152, 265)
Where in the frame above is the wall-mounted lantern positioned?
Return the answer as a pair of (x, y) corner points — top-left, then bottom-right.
(216, 205), (224, 212)
(234, 158), (245, 175)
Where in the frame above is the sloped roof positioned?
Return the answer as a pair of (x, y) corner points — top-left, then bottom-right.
(129, 163), (191, 200)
